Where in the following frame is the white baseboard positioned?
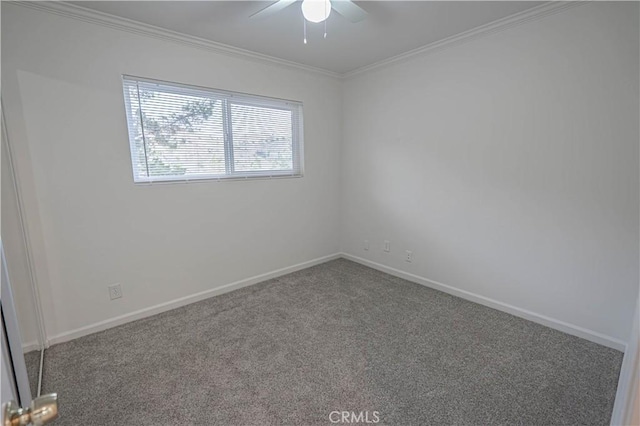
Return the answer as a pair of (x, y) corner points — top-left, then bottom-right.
(47, 253), (341, 346)
(21, 340), (41, 353)
(341, 252), (627, 352)
(45, 251), (627, 352)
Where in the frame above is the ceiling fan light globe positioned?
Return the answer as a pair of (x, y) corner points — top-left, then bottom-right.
(301, 0), (332, 23)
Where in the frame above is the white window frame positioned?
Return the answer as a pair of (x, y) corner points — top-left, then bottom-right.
(122, 75), (304, 184)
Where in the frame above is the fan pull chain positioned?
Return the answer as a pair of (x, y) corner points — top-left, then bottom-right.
(303, 18), (307, 44)
(324, 0), (327, 38)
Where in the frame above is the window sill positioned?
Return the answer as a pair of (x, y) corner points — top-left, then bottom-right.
(132, 173), (304, 185)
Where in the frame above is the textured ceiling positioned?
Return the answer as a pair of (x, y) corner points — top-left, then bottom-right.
(71, 1), (544, 74)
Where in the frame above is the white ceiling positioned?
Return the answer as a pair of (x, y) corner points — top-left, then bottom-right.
(70, 1), (543, 74)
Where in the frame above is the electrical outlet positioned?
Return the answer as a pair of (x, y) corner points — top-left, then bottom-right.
(405, 250), (413, 262)
(364, 240), (370, 251)
(108, 284), (122, 300)
(384, 240), (391, 252)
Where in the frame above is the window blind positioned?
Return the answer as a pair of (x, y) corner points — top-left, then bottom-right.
(122, 76), (303, 183)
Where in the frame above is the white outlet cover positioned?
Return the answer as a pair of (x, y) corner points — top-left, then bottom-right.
(405, 250), (413, 262)
(108, 284), (122, 300)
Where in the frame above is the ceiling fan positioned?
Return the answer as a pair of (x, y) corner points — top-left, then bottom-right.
(251, 0), (368, 24)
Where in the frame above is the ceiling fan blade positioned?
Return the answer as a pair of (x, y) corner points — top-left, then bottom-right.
(250, 0), (298, 19)
(331, 0), (367, 23)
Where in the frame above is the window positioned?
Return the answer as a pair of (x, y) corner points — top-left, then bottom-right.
(122, 76), (303, 183)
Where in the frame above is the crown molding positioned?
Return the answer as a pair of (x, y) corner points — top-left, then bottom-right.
(10, 0), (342, 79)
(343, 1), (586, 79)
(10, 1), (585, 80)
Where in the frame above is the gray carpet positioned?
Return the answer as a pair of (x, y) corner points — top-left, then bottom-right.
(42, 259), (622, 425)
(24, 349), (40, 397)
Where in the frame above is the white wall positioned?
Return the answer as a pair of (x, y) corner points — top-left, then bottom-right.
(2, 2), (639, 347)
(1, 135), (39, 349)
(1, 3), (342, 339)
(341, 2), (639, 343)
